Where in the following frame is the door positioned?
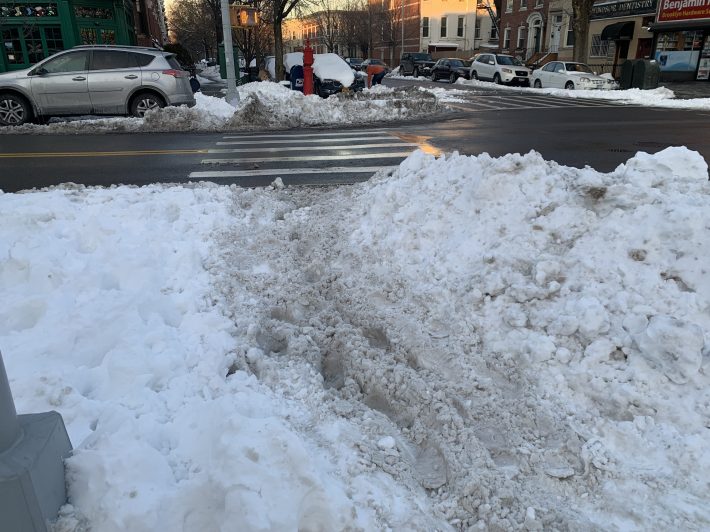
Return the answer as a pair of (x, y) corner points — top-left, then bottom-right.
(88, 50), (142, 114)
(635, 38), (652, 59)
(479, 55), (494, 79)
(549, 15), (562, 52)
(30, 50), (90, 115)
(545, 62), (563, 87)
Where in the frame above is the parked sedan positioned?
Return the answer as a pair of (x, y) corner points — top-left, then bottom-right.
(430, 58), (471, 83)
(531, 61), (618, 90)
(0, 45), (195, 126)
(469, 53), (531, 86)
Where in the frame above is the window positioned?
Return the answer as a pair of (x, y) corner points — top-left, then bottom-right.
(41, 51), (88, 73)
(566, 18), (575, 46)
(2, 28), (24, 65)
(503, 27), (511, 49)
(590, 34), (610, 56)
(535, 0), (543, 6)
(542, 61), (557, 72)
(517, 26), (526, 48)
(91, 50), (136, 70)
(457, 16), (464, 37)
(520, 0), (527, 8)
(505, 0), (512, 11)
(422, 17), (429, 37)
(133, 53), (154, 66)
(441, 16), (447, 38)
(474, 17), (481, 39)
(490, 25), (498, 39)
(2, 25), (64, 67)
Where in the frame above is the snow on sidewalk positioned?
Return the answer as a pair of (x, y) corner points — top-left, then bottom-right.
(0, 82), (443, 135)
(1, 147), (709, 531)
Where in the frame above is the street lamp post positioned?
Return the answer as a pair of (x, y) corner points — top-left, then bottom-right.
(401, 0), (405, 56)
(221, 0), (240, 105)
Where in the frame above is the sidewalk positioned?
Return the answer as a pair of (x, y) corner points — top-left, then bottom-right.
(660, 81), (710, 99)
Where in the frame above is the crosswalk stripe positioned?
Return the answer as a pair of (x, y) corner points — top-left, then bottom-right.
(216, 136), (394, 145)
(222, 130), (390, 139)
(189, 166), (397, 178)
(207, 142), (417, 154)
(202, 152), (413, 164)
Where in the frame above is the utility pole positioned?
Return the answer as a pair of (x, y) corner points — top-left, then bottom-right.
(221, 0), (240, 105)
(0, 350), (72, 531)
(401, 0), (404, 56)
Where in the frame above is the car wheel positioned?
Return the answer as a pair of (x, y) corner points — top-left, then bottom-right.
(534, 79), (542, 88)
(449, 73), (456, 84)
(130, 92), (166, 118)
(493, 73), (502, 85)
(471, 70), (478, 80)
(431, 72), (437, 82)
(565, 81), (574, 90)
(413, 67), (419, 77)
(0, 92), (32, 126)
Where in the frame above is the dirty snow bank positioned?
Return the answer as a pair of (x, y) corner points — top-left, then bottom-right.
(2, 147), (709, 531)
(456, 78), (710, 109)
(1, 82), (443, 135)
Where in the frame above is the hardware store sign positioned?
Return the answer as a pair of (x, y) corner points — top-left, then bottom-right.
(657, 0), (710, 22)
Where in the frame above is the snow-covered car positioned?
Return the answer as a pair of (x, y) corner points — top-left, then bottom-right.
(531, 61), (618, 90)
(283, 52), (364, 97)
(469, 53), (531, 86)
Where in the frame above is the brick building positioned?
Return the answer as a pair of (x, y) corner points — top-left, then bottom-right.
(498, 0), (550, 60)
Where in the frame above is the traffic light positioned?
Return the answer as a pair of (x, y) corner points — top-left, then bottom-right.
(230, 5), (259, 27)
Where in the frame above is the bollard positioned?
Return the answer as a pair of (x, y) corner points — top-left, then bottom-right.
(0, 349), (72, 532)
(303, 38), (314, 96)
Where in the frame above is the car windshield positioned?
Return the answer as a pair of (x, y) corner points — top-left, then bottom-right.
(565, 62), (593, 73)
(412, 53), (433, 61)
(496, 55), (523, 66)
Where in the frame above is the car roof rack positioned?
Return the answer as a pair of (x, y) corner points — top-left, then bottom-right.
(72, 44), (164, 52)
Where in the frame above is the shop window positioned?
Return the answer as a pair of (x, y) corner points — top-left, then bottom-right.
(44, 26), (64, 55)
(74, 5), (113, 19)
(2, 28), (24, 64)
(80, 27), (97, 44)
(23, 25), (44, 64)
(590, 34), (610, 57)
(0, 4), (58, 17)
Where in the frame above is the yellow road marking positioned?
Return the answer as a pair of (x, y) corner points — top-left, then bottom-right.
(0, 149), (209, 159)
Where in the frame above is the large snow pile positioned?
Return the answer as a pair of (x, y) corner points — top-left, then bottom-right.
(0, 83), (442, 135)
(1, 147), (709, 531)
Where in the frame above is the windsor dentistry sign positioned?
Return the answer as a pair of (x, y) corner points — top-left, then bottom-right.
(657, 0), (710, 22)
(591, 0), (656, 19)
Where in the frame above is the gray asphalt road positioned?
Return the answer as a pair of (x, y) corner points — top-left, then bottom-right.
(1, 80), (708, 192)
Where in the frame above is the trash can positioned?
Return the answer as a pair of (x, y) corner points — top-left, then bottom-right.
(632, 59), (660, 89)
(619, 59), (636, 90)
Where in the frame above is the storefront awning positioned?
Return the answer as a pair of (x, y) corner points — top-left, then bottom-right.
(427, 42), (459, 50)
(600, 21), (635, 41)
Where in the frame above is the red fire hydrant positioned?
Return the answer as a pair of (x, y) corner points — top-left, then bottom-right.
(303, 39), (314, 96)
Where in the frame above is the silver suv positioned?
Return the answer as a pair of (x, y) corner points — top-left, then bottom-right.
(0, 45), (196, 126)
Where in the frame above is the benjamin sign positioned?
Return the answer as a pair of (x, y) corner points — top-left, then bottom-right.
(657, 0), (710, 22)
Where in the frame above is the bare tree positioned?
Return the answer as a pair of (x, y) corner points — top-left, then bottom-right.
(168, 0), (218, 60)
(309, 0), (341, 52)
(572, 0), (594, 63)
(262, 0), (311, 80)
(339, 0), (370, 57)
(371, 0), (416, 65)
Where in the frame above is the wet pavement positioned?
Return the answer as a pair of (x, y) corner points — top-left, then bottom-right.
(659, 81), (710, 99)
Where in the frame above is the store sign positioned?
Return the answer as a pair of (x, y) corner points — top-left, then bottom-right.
(591, 0), (657, 19)
(657, 0), (710, 23)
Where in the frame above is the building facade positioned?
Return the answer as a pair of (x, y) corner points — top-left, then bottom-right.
(587, 0), (656, 75)
(498, 0), (551, 60)
(650, 0), (710, 80)
(1, 0), (166, 72)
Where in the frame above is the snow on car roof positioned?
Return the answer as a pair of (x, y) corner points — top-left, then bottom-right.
(283, 52), (355, 87)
